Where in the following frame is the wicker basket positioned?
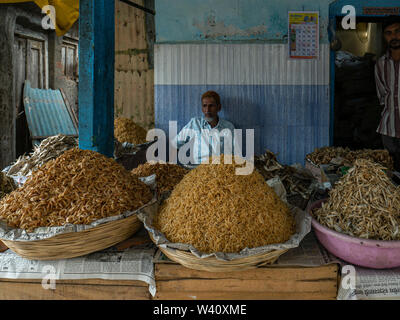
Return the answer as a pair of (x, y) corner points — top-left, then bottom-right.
(2, 214), (142, 260)
(150, 234), (289, 272)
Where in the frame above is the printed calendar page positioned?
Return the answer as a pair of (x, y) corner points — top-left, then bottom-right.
(289, 11), (319, 59)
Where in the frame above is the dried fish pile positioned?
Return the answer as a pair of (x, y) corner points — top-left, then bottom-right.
(5, 135), (77, 176)
(256, 150), (283, 172)
(0, 172), (16, 200)
(114, 117), (147, 145)
(0, 148), (152, 232)
(131, 162), (189, 197)
(346, 149), (393, 170)
(154, 155), (295, 253)
(306, 147), (349, 165)
(306, 147), (393, 170)
(255, 150), (313, 199)
(313, 159), (400, 241)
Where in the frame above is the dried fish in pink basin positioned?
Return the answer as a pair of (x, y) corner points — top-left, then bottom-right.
(313, 159), (400, 241)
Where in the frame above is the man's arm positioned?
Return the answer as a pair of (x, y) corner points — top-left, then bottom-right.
(375, 62), (386, 106)
(171, 118), (195, 149)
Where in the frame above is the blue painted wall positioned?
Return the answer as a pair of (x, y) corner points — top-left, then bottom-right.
(156, 0), (332, 44)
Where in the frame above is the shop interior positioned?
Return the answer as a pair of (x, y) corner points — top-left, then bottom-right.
(333, 17), (388, 150)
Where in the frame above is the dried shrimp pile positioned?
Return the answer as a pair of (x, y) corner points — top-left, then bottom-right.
(306, 147), (393, 170)
(313, 159), (400, 240)
(5, 135), (77, 176)
(154, 156), (295, 253)
(0, 172), (16, 200)
(131, 162), (189, 197)
(114, 117), (147, 145)
(0, 148), (152, 232)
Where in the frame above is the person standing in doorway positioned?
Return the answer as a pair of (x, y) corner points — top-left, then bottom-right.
(375, 16), (400, 171)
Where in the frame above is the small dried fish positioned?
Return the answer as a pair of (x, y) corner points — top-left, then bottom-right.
(0, 172), (16, 200)
(313, 159), (400, 241)
(255, 150), (313, 199)
(306, 147), (393, 170)
(5, 135), (77, 176)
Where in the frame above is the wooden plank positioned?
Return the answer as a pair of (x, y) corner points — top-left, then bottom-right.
(156, 264), (338, 281)
(60, 88), (79, 131)
(157, 277), (337, 293)
(155, 264), (339, 300)
(0, 278), (148, 287)
(114, 0), (155, 130)
(155, 291), (336, 300)
(0, 281), (150, 300)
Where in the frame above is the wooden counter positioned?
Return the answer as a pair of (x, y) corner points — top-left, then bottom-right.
(0, 262), (339, 300)
(0, 234), (339, 300)
(154, 262), (339, 300)
(0, 278), (150, 300)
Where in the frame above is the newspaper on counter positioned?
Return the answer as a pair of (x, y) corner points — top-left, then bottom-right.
(337, 265), (400, 300)
(138, 177), (312, 261)
(276, 230), (340, 266)
(0, 242), (157, 296)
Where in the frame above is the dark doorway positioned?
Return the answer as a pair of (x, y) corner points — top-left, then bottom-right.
(333, 17), (388, 150)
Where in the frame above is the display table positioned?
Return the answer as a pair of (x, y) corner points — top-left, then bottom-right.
(0, 232), (340, 300)
(0, 264), (338, 300)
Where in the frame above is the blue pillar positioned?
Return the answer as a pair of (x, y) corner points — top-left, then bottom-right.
(79, 0), (115, 157)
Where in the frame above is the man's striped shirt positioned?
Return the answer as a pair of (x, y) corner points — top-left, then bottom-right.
(375, 51), (400, 138)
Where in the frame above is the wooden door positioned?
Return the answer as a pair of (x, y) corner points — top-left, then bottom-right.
(61, 39), (79, 79)
(26, 39), (45, 89)
(13, 34), (47, 157)
(13, 36), (27, 119)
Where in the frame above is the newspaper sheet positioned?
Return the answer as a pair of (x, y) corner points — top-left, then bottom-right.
(0, 242), (157, 297)
(337, 266), (400, 300)
(275, 230), (339, 267)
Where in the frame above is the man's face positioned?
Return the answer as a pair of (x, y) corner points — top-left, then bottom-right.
(384, 23), (400, 50)
(202, 97), (221, 122)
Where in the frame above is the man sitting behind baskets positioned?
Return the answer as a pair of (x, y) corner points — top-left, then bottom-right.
(172, 91), (236, 166)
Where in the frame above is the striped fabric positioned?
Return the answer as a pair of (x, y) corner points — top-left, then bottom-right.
(375, 52), (400, 138)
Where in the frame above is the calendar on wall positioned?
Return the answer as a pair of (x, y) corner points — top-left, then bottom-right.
(288, 11), (319, 59)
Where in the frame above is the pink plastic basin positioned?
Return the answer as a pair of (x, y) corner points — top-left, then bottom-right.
(308, 199), (400, 269)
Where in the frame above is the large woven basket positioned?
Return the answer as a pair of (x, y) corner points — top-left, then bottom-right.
(149, 234), (288, 272)
(2, 214), (142, 260)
